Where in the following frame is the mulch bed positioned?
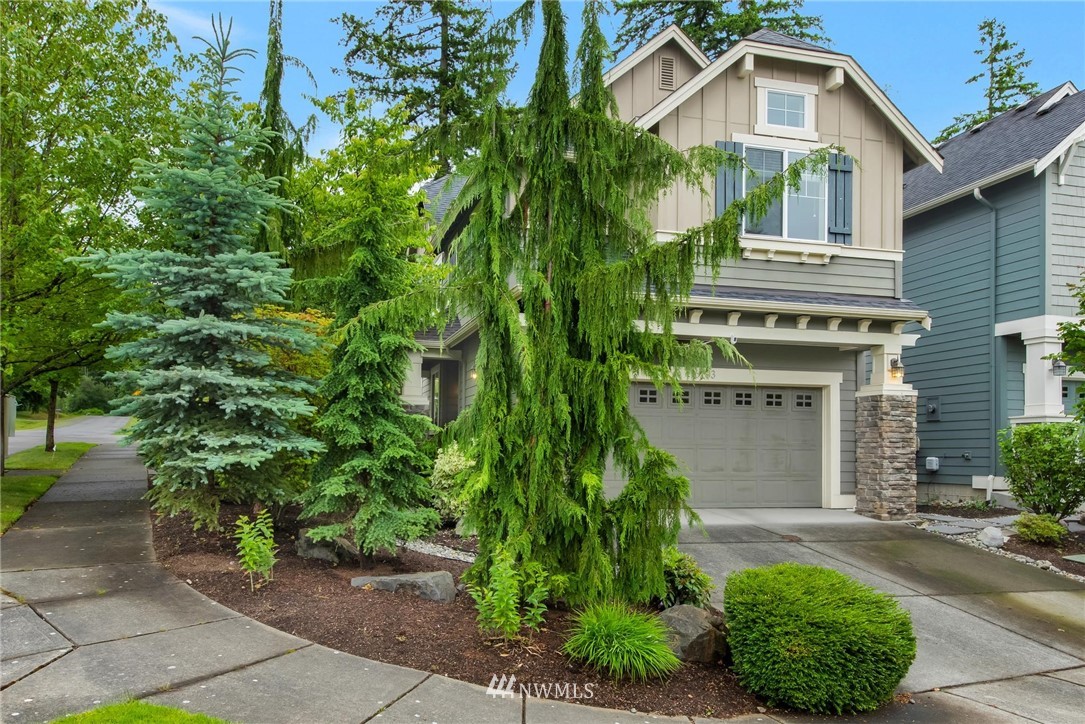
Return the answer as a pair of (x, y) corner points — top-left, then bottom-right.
(1002, 529), (1085, 578)
(916, 503), (1019, 519)
(152, 506), (762, 719)
(421, 527), (479, 554)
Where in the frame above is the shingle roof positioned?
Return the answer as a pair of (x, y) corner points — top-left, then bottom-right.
(904, 84), (1085, 212)
(744, 29), (830, 53)
(421, 175), (468, 227)
(688, 285), (925, 315)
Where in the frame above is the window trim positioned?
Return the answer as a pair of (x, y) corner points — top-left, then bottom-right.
(754, 77), (819, 141)
(741, 142), (829, 244)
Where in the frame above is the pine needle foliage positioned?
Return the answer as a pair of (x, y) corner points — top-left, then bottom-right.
(615, 0), (828, 58)
(363, 0), (832, 626)
(77, 19), (322, 530)
(298, 97), (441, 557)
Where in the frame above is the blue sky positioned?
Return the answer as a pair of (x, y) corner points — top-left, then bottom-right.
(149, 1), (1085, 153)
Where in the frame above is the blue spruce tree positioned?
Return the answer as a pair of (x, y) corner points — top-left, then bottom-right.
(80, 20), (322, 529)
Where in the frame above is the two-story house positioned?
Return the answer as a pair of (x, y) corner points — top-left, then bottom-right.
(902, 83), (1085, 502)
(411, 27), (943, 519)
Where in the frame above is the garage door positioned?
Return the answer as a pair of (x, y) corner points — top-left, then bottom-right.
(630, 383), (822, 507)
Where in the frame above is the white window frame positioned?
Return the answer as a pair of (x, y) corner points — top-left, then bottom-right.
(754, 77), (819, 142)
(740, 142), (829, 244)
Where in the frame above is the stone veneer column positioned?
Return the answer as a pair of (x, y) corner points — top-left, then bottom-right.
(855, 392), (918, 521)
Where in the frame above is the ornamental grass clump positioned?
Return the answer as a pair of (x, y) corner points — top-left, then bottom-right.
(563, 602), (681, 681)
(725, 563), (915, 714)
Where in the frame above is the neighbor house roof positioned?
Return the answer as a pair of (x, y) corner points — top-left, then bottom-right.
(633, 30), (943, 171)
(903, 82), (1085, 216)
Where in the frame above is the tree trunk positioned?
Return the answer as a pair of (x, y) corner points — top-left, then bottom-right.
(45, 379), (59, 452)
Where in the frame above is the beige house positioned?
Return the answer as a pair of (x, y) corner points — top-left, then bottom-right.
(413, 27), (943, 519)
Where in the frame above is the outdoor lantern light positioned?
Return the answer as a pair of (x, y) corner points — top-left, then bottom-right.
(889, 356), (904, 380)
(1052, 359), (1068, 377)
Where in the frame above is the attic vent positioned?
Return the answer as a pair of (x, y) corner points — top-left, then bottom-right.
(968, 122), (987, 134)
(659, 56), (676, 91)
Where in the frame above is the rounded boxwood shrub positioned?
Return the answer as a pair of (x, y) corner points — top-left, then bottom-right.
(724, 563), (915, 714)
(1013, 512), (1068, 545)
(999, 423), (1085, 520)
(563, 602), (681, 681)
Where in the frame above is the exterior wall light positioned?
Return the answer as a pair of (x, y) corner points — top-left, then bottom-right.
(889, 356), (904, 381)
(469, 369), (478, 380)
(1052, 359), (1068, 377)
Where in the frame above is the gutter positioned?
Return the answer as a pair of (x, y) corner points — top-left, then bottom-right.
(904, 161), (1036, 218)
(972, 187), (1000, 482)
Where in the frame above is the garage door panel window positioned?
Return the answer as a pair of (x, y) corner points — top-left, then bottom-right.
(636, 386), (658, 405)
(764, 391), (785, 409)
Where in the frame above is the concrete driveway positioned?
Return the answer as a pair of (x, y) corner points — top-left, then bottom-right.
(681, 508), (1085, 722)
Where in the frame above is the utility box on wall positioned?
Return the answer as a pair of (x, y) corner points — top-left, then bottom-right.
(925, 396), (941, 422)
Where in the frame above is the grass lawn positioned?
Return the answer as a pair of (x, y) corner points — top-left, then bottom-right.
(14, 411), (82, 431)
(51, 701), (229, 723)
(1, 443), (96, 533)
(6, 442), (95, 470)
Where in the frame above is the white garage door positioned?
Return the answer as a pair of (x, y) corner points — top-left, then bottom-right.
(630, 383), (822, 507)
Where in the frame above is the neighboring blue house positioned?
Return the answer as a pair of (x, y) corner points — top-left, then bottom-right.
(902, 83), (1085, 501)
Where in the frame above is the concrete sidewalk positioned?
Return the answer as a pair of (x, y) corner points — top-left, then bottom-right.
(1, 441), (1082, 723)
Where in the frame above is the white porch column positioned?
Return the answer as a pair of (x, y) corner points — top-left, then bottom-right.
(1013, 333), (1067, 424)
(859, 344), (916, 397)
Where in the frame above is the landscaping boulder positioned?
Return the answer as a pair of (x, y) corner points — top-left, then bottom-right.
(351, 571), (456, 604)
(296, 529), (341, 564)
(660, 604), (722, 663)
(978, 526), (1006, 549)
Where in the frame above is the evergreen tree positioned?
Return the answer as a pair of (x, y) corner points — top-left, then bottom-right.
(337, 1), (517, 173)
(935, 18), (1041, 143)
(615, 0), (828, 58)
(1057, 276), (1085, 421)
(298, 95), (440, 556)
(376, 0), (831, 633)
(253, 0), (316, 258)
(79, 19), (322, 529)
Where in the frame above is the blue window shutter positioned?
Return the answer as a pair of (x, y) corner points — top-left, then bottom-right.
(828, 153), (854, 245)
(716, 141), (743, 217)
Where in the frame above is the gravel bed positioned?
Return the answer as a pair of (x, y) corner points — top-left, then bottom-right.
(400, 538), (476, 563)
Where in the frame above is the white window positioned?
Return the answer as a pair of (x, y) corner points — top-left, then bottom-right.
(755, 78), (818, 141)
(744, 147), (827, 242)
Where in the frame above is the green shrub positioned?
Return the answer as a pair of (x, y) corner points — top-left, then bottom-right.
(1013, 512), (1068, 545)
(468, 545), (553, 639)
(233, 509), (278, 591)
(64, 375), (117, 414)
(999, 423), (1085, 520)
(661, 546), (715, 608)
(430, 442), (475, 523)
(725, 563), (915, 714)
(563, 602), (681, 681)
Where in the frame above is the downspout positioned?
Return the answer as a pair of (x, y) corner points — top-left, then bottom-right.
(973, 188), (998, 492)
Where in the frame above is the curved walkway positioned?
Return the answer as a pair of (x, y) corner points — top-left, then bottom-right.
(1, 440), (1083, 723)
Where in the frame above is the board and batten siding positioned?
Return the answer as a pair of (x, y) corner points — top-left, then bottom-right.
(637, 57), (904, 253)
(610, 40), (702, 122)
(904, 196), (995, 487)
(1046, 145), (1085, 316)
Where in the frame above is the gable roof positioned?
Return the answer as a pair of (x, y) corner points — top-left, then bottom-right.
(603, 24), (710, 88)
(743, 29), (830, 53)
(904, 83), (1085, 215)
(634, 31), (943, 171)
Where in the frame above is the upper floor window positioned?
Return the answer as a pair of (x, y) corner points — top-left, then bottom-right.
(755, 78), (818, 142)
(745, 146), (826, 242)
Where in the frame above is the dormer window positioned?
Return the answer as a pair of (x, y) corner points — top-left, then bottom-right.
(755, 78), (818, 142)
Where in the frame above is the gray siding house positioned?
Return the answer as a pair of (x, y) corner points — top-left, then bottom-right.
(902, 83), (1085, 501)
(411, 27), (944, 518)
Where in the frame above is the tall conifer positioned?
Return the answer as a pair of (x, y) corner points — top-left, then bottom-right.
(80, 20), (322, 529)
(377, 0), (832, 632)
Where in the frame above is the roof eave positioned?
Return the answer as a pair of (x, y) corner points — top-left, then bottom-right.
(602, 24), (710, 89)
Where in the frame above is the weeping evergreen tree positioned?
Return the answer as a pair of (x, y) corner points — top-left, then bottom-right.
(253, 0), (316, 257)
(376, 0), (830, 633)
(298, 96), (440, 556)
(79, 20), (322, 529)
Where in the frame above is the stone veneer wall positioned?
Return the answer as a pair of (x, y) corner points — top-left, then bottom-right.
(856, 394), (918, 520)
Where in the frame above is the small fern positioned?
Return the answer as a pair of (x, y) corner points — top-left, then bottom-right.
(233, 509), (278, 591)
